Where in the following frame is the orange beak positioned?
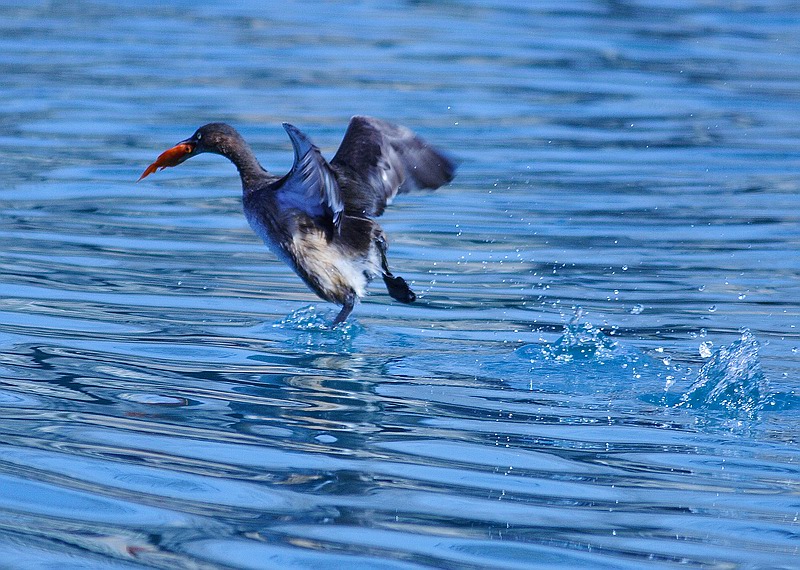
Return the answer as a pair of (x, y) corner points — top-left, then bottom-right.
(138, 142), (196, 181)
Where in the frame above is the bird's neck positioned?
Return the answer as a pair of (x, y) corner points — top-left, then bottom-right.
(218, 136), (269, 193)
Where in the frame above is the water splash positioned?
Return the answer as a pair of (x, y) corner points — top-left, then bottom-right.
(273, 305), (339, 331)
(677, 330), (769, 417)
(273, 305), (359, 334)
(271, 305), (361, 352)
(520, 310), (624, 363)
(513, 314), (661, 393)
(540, 320), (619, 363)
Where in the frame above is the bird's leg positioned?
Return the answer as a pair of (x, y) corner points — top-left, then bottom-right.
(332, 295), (356, 327)
(376, 237), (416, 304)
(376, 236), (392, 275)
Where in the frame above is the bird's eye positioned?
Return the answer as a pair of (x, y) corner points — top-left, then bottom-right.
(196, 133), (202, 141)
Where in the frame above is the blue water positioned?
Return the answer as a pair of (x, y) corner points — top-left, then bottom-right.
(1, 1), (799, 568)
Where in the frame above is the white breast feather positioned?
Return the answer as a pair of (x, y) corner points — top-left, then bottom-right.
(291, 231), (380, 299)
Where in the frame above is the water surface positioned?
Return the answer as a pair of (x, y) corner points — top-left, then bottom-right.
(0, 1), (799, 568)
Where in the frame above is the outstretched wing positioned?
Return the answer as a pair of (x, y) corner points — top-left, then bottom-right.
(330, 116), (456, 217)
(277, 123), (344, 230)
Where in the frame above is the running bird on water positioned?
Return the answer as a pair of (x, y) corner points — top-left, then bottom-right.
(139, 117), (456, 325)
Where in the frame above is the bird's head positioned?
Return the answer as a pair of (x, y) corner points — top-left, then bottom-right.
(138, 122), (241, 181)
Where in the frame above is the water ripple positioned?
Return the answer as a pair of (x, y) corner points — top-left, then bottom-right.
(1, 0), (799, 567)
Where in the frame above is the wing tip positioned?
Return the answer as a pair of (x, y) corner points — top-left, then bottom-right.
(282, 122), (315, 164)
(438, 151), (458, 183)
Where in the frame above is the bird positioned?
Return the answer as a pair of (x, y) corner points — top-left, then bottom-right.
(139, 116), (456, 326)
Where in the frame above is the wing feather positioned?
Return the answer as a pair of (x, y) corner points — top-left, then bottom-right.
(331, 116), (455, 217)
(277, 123), (344, 230)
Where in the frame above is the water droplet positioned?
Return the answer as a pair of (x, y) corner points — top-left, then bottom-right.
(708, 305), (717, 313)
(698, 285), (706, 292)
(630, 304), (644, 315)
(699, 341), (714, 358)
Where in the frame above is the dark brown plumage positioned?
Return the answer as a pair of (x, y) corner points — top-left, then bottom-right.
(140, 116), (456, 325)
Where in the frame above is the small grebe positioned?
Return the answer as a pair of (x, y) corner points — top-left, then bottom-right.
(139, 116), (455, 325)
